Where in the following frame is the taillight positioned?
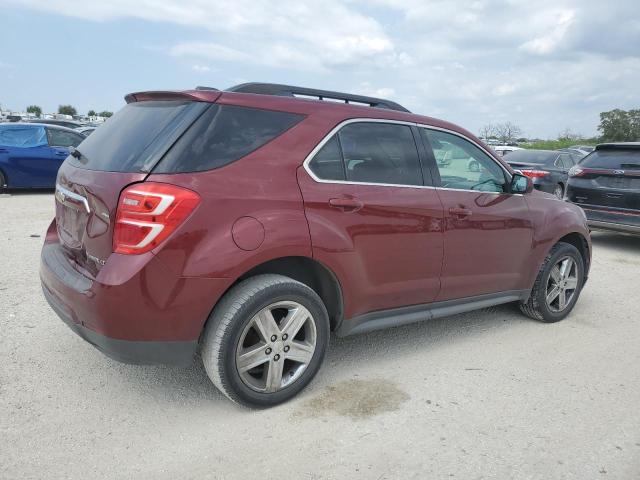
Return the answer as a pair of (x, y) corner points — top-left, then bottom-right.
(113, 183), (200, 255)
(569, 166), (585, 177)
(520, 170), (550, 178)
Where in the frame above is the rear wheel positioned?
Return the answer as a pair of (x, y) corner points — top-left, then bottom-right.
(201, 274), (329, 408)
(553, 184), (564, 199)
(519, 242), (584, 323)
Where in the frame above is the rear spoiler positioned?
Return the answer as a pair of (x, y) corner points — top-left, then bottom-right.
(124, 89), (221, 104)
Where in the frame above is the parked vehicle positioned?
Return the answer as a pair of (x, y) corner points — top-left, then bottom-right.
(40, 83), (591, 407)
(0, 123), (84, 189)
(568, 145), (595, 156)
(75, 126), (96, 136)
(492, 145), (522, 157)
(28, 118), (84, 130)
(566, 143), (640, 234)
(504, 149), (583, 199)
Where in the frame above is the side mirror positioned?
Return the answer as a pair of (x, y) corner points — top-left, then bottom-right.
(510, 173), (533, 194)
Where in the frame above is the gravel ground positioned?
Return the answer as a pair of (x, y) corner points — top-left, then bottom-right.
(1, 192), (640, 479)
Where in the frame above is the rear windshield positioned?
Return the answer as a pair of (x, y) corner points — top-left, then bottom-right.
(504, 150), (556, 164)
(580, 149), (640, 170)
(154, 105), (304, 173)
(68, 100), (208, 172)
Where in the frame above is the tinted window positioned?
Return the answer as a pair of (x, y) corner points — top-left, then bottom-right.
(556, 154), (573, 169)
(504, 150), (557, 164)
(68, 100), (208, 172)
(156, 105), (304, 173)
(46, 129), (84, 148)
(0, 125), (47, 147)
(336, 123), (422, 185)
(308, 135), (345, 181)
(423, 129), (506, 193)
(580, 149), (640, 170)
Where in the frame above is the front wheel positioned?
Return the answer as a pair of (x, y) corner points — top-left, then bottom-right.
(201, 274), (330, 408)
(519, 242), (585, 323)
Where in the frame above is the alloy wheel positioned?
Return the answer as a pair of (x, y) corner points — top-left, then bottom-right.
(546, 256), (578, 312)
(235, 301), (317, 393)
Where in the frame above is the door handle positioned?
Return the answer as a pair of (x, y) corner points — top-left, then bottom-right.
(329, 198), (363, 212)
(55, 151), (68, 156)
(449, 207), (472, 218)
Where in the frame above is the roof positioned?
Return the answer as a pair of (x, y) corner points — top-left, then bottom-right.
(596, 142), (640, 150)
(0, 122), (82, 133)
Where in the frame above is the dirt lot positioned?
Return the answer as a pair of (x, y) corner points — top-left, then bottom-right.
(1, 192), (639, 479)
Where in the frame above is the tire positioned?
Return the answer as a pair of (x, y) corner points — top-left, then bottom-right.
(201, 274), (330, 408)
(519, 242), (585, 323)
(553, 184), (564, 199)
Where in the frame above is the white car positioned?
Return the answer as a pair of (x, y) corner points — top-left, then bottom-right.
(492, 145), (522, 157)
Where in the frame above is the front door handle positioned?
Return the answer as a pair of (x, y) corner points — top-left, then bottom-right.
(329, 198), (363, 212)
(449, 207), (472, 218)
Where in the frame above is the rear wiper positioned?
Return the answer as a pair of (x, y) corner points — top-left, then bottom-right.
(69, 146), (89, 164)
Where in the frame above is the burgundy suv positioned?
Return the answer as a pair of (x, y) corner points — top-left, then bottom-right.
(40, 83), (591, 407)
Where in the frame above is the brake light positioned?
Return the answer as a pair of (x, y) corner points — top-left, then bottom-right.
(114, 183), (200, 255)
(520, 170), (550, 178)
(569, 166), (585, 177)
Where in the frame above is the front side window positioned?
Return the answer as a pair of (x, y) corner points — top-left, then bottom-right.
(46, 129), (84, 148)
(422, 129), (507, 193)
(308, 122), (423, 186)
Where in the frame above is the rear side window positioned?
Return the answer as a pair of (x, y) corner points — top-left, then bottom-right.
(69, 100), (208, 172)
(0, 125), (47, 148)
(46, 128), (84, 148)
(308, 136), (345, 181)
(155, 105), (304, 173)
(308, 122), (423, 186)
(580, 149), (640, 170)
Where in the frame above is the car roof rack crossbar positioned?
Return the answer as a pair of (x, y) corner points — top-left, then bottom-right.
(226, 82), (410, 113)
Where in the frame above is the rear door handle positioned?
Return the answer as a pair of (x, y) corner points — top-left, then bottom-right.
(449, 207), (472, 218)
(55, 151), (69, 157)
(329, 198), (363, 212)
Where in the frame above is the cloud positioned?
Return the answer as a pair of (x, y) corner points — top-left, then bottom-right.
(192, 64), (211, 72)
(3, 0), (640, 137)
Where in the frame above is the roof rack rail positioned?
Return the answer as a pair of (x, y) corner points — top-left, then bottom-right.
(226, 82), (410, 113)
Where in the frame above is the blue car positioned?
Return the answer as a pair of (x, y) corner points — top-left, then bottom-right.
(0, 123), (85, 189)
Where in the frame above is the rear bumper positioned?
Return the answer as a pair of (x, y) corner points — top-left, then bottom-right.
(582, 206), (640, 235)
(40, 220), (232, 365)
(42, 284), (197, 365)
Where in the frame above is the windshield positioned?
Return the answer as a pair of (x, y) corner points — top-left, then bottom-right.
(67, 100), (208, 172)
(580, 149), (640, 170)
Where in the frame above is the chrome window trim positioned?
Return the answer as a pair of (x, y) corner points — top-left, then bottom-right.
(302, 118), (514, 196)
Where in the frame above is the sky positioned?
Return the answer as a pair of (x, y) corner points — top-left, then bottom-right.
(1, 0), (638, 139)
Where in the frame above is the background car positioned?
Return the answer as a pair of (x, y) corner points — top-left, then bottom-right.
(75, 126), (97, 136)
(504, 149), (583, 198)
(0, 123), (84, 189)
(492, 145), (522, 157)
(27, 118), (84, 130)
(565, 142), (640, 234)
(568, 145), (595, 156)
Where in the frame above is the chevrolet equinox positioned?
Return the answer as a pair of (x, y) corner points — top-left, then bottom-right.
(40, 83), (591, 407)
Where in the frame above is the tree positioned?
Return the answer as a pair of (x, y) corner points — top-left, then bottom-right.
(558, 128), (581, 142)
(26, 105), (42, 117)
(598, 109), (640, 142)
(478, 124), (496, 141)
(58, 104), (77, 116)
(87, 109), (97, 117)
(98, 111), (113, 118)
(494, 122), (522, 144)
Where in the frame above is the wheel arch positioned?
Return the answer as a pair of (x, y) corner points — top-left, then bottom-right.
(204, 256), (344, 334)
(557, 231), (590, 281)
